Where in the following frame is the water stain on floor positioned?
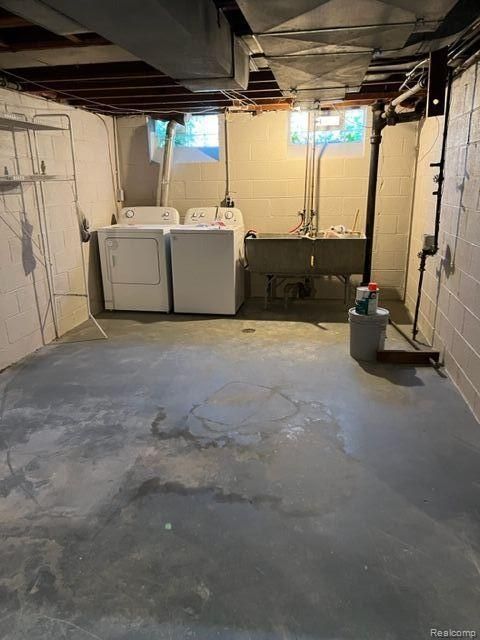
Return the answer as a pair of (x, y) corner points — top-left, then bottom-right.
(151, 382), (343, 452)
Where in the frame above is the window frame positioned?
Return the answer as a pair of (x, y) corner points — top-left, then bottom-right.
(148, 114), (220, 164)
(288, 107), (366, 157)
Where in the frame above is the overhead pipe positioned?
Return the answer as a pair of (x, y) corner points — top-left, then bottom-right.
(398, 59), (429, 91)
(449, 19), (480, 68)
(385, 78), (425, 118)
(454, 47), (480, 75)
(362, 101), (386, 285)
(157, 119), (177, 206)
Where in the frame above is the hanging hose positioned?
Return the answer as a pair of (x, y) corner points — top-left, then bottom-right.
(243, 229), (257, 269)
(289, 212), (304, 234)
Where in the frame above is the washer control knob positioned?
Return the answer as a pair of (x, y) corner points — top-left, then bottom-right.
(225, 210), (233, 220)
(125, 209), (135, 219)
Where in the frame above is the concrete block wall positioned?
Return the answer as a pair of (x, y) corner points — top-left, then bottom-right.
(405, 61), (480, 422)
(117, 110), (418, 298)
(0, 88), (116, 371)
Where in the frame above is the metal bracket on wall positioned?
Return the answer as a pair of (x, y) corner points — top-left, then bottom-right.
(427, 48), (449, 118)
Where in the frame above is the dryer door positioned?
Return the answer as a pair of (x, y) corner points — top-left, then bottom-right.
(106, 237), (160, 284)
(102, 235), (171, 312)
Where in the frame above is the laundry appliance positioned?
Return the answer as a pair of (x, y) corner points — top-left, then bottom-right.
(170, 207), (245, 315)
(97, 206), (180, 312)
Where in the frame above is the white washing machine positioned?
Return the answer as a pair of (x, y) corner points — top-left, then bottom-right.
(97, 206), (180, 312)
(170, 207), (245, 315)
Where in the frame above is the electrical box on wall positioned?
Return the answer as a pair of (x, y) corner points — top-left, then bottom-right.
(314, 110), (345, 130)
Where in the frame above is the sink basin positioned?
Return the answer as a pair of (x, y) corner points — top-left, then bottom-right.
(245, 233), (366, 276)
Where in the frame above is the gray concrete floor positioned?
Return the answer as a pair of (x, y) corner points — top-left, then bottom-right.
(0, 299), (479, 640)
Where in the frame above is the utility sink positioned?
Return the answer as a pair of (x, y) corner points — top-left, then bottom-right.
(245, 233), (366, 276)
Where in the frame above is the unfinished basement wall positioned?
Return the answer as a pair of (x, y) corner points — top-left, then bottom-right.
(405, 61), (480, 422)
(117, 110), (417, 298)
(0, 88), (116, 371)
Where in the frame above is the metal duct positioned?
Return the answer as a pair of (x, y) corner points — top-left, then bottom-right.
(0, 0), (87, 34)
(269, 51), (371, 96)
(238, 0), (458, 101)
(237, 0), (457, 34)
(35, 0), (249, 91)
(157, 120), (177, 207)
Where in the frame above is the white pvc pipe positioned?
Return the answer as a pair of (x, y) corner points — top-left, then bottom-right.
(390, 82), (423, 109)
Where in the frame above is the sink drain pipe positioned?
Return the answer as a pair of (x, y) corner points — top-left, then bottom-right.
(362, 101), (386, 285)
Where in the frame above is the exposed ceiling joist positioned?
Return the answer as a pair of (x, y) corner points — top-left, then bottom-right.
(0, 0), (478, 117)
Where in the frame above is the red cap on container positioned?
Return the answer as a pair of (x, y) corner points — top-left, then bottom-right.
(368, 282), (378, 291)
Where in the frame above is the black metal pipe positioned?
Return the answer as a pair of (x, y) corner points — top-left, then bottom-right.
(412, 251), (427, 339)
(362, 101), (386, 285)
(412, 70), (453, 339)
(432, 71), (453, 251)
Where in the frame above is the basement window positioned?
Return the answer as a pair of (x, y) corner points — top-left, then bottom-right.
(150, 115), (220, 163)
(289, 108), (365, 145)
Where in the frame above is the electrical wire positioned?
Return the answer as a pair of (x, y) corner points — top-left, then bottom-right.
(224, 111), (231, 200)
(92, 112), (119, 212)
(221, 89), (255, 109)
(417, 116), (441, 164)
(399, 58), (429, 92)
(230, 89), (257, 106)
(0, 67), (223, 117)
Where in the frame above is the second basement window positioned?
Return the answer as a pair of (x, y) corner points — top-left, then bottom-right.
(289, 108), (365, 145)
(152, 114), (220, 162)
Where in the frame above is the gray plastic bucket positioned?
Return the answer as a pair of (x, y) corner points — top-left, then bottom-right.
(348, 307), (389, 362)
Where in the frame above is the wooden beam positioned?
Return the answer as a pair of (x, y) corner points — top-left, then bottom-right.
(18, 78), (280, 92)
(4, 61), (162, 82)
(3, 34), (109, 52)
(66, 96), (289, 106)
(318, 91), (402, 107)
(19, 80), (281, 95)
(6, 62), (275, 83)
(38, 88), (282, 101)
(0, 14), (31, 28)
(377, 350), (440, 364)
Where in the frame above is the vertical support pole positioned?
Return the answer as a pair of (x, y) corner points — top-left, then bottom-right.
(362, 101), (386, 285)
